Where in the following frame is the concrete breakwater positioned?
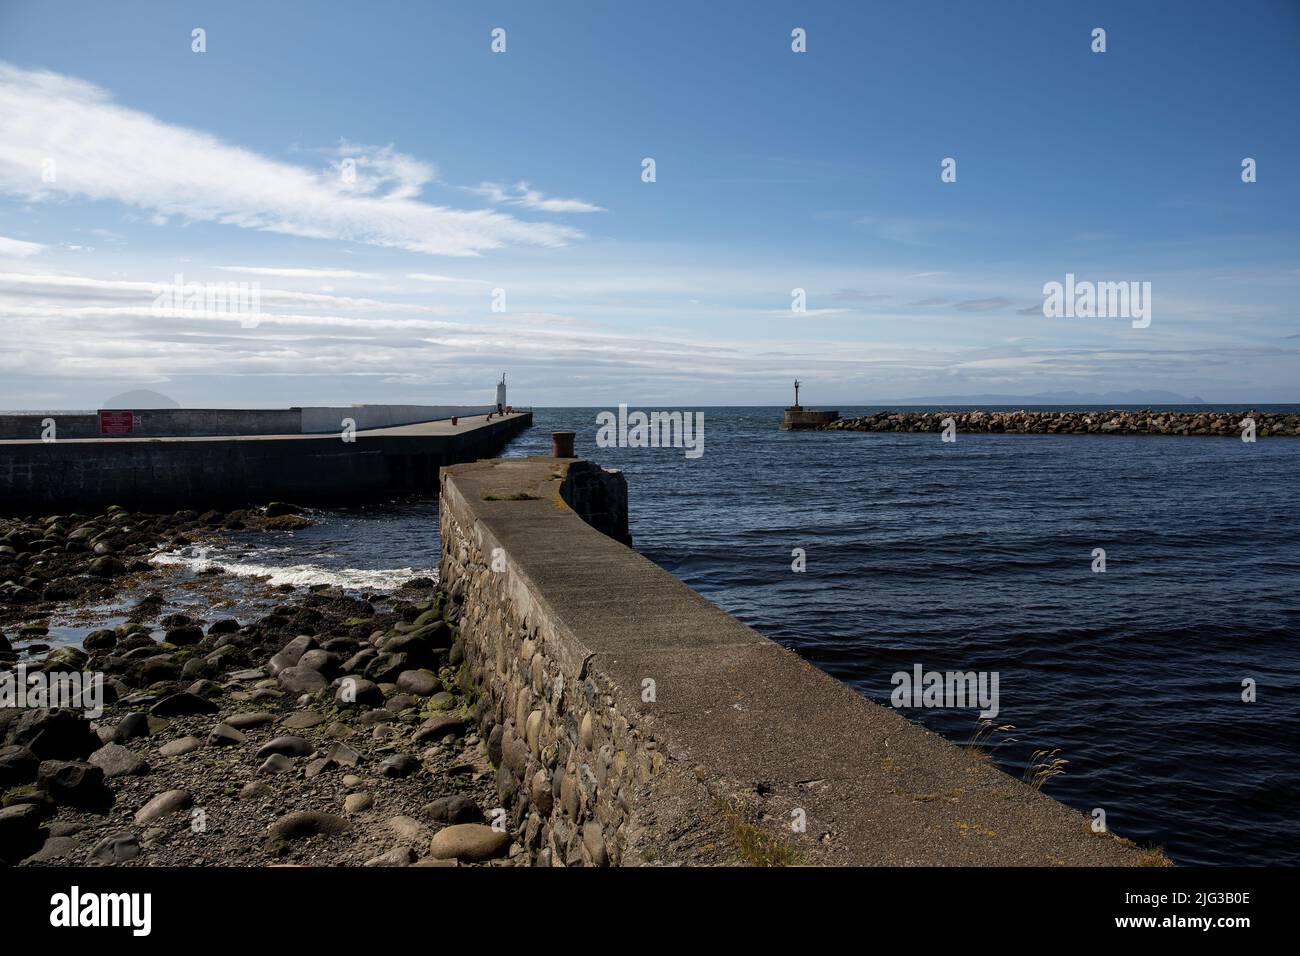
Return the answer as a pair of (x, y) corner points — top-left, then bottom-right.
(439, 455), (1156, 865)
(819, 409), (1300, 437)
(0, 412), (532, 515)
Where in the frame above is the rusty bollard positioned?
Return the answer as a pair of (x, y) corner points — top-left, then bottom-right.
(551, 431), (576, 458)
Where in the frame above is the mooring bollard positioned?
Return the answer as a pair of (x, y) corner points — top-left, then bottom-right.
(552, 431), (576, 458)
(451, 416), (458, 426)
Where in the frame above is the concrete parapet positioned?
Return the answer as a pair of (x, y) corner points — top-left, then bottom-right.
(438, 455), (1151, 866)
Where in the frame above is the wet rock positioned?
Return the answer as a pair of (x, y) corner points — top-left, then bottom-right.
(164, 625), (204, 646)
(89, 556), (125, 577)
(207, 619), (240, 635)
(134, 789), (192, 824)
(83, 629), (118, 651)
(428, 823), (510, 862)
(136, 655), (179, 684)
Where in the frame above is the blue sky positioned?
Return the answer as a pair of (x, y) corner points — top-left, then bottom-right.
(0, 0), (1297, 408)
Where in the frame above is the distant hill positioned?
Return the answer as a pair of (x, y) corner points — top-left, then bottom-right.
(886, 389), (1206, 406)
(101, 389), (181, 409)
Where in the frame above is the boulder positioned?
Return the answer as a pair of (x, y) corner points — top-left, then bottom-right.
(0, 744), (39, 787)
(428, 823), (510, 862)
(13, 709), (100, 760)
(37, 759), (113, 810)
(276, 666), (327, 695)
(88, 743), (149, 777)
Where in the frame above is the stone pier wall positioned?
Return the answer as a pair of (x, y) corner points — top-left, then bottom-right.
(438, 456), (1156, 867)
(439, 460), (652, 865)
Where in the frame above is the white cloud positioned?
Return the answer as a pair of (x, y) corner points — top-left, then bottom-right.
(465, 180), (605, 213)
(408, 273), (491, 285)
(0, 62), (582, 256)
(0, 272), (449, 314)
(217, 266), (380, 279)
(0, 234), (45, 257)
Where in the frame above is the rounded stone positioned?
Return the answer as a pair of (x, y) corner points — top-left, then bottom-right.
(428, 823), (510, 862)
(158, 736), (201, 757)
(256, 736), (312, 759)
(134, 789), (192, 824)
(343, 792), (373, 814)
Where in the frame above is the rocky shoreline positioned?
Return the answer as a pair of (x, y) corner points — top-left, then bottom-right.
(1, 505), (519, 867)
(819, 409), (1300, 437)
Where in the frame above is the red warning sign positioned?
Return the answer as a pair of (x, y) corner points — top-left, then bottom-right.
(99, 411), (136, 435)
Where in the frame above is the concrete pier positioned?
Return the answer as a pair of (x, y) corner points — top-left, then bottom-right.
(0, 411), (532, 514)
(440, 455), (1154, 866)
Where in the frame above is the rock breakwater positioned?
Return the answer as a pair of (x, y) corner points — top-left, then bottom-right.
(820, 409), (1300, 437)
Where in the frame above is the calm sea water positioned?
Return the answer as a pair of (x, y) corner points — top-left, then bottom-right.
(167, 405), (1300, 866)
